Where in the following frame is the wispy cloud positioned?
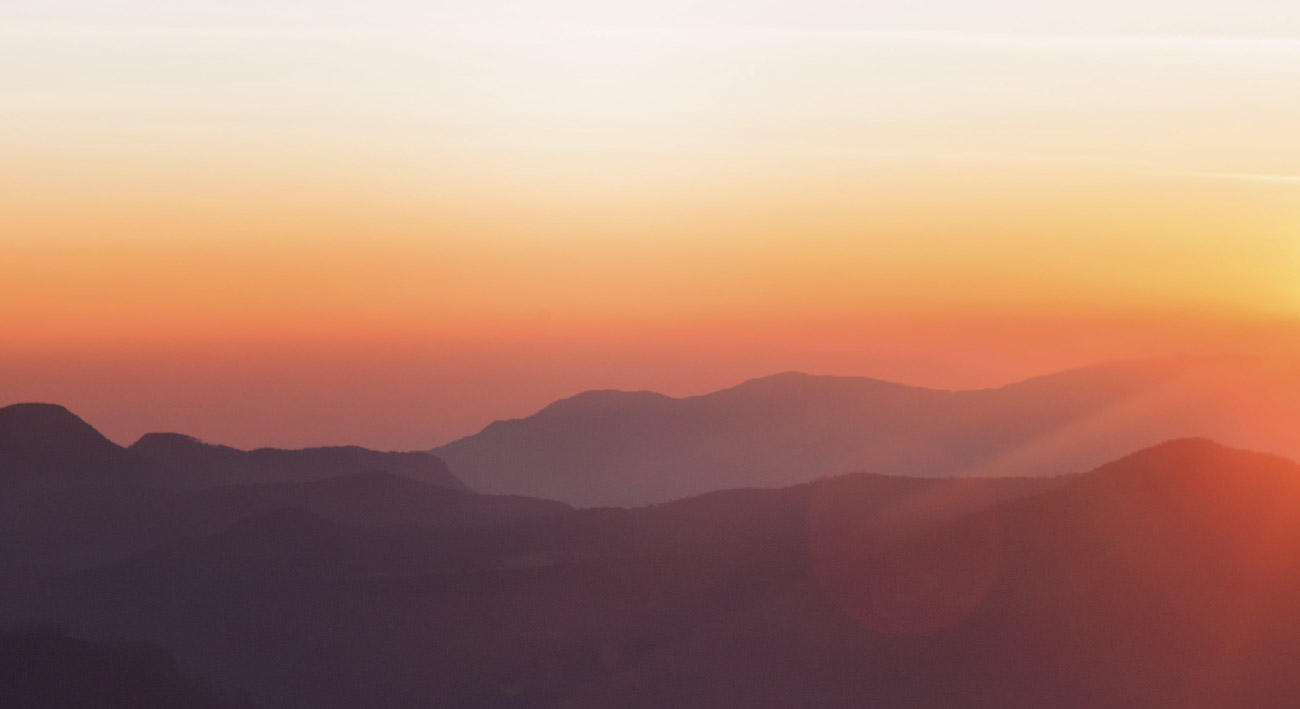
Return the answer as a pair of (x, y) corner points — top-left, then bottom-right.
(559, 25), (1300, 55)
(1170, 170), (1300, 185)
(0, 23), (541, 43)
(2, 21), (1299, 55)
(0, 23), (429, 41)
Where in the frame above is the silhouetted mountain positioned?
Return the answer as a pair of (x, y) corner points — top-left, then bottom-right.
(436, 356), (1300, 506)
(0, 403), (167, 493)
(130, 432), (465, 489)
(0, 404), (500, 571)
(0, 623), (237, 709)
(34, 439), (1300, 708)
(0, 403), (467, 495)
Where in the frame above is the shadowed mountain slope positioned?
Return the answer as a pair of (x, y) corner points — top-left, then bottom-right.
(436, 356), (1300, 506)
(0, 624), (237, 709)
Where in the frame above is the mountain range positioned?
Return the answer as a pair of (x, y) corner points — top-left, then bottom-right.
(436, 356), (1300, 506)
(0, 403), (565, 576)
(7, 362), (1300, 706)
(12, 437), (1300, 708)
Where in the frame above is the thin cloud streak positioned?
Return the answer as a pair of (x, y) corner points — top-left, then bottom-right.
(3, 21), (1300, 55)
(1171, 171), (1300, 185)
(0, 23), (499, 42)
(559, 24), (1300, 55)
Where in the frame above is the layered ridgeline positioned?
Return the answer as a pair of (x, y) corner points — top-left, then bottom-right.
(436, 356), (1300, 506)
(0, 402), (465, 492)
(0, 404), (567, 574)
(28, 439), (1300, 708)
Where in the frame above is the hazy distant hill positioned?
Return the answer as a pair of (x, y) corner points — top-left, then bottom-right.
(34, 440), (1300, 708)
(436, 356), (1300, 506)
(130, 432), (465, 490)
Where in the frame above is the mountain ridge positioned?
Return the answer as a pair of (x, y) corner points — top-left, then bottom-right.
(435, 355), (1300, 506)
(130, 432), (466, 490)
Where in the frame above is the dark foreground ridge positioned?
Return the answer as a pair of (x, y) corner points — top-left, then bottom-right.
(0, 623), (240, 709)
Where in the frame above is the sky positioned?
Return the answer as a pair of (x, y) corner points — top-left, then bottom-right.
(2, 0), (1299, 449)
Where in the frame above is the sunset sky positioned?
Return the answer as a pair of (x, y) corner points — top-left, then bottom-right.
(3, 0), (1299, 449)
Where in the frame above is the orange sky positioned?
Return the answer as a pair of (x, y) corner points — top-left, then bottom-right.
(3, 1), (1299, 448)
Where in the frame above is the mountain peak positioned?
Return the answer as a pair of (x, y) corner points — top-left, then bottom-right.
(1089, 437), (1287, 479)
(722, 371), (924, 397)
(0, 403), (119, 462)
(534, 389), (676, 418)
(129, 432), (226, 456)
(132, 432), (206, 445)
(1060, 437), (1300, 515)
(0, 402), (103, 438)
(0, 403), (167, 488)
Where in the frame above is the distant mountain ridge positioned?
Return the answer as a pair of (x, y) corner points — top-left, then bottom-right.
(130, 432), (465, 490)
(435, 356), (1300, 506)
